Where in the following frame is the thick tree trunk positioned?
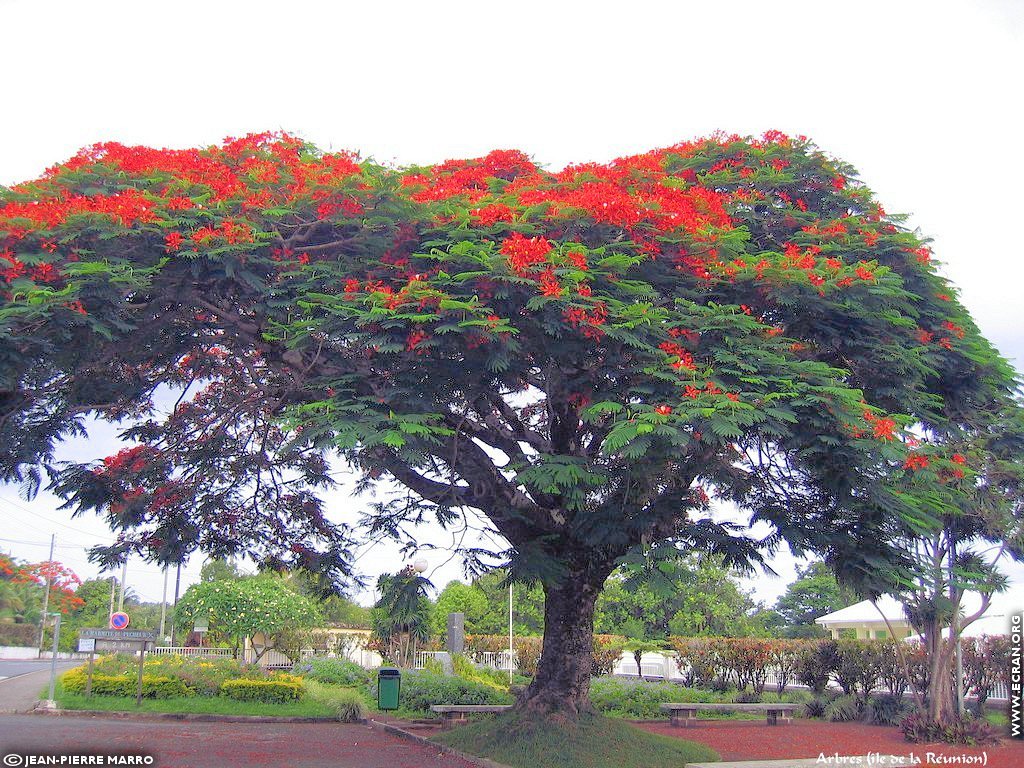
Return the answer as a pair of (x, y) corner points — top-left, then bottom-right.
(923, 618), (957, 725)
(927, 638), (958, 725)
(518, 565), (611, 720)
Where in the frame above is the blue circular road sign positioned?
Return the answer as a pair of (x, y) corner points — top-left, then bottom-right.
(109, 611), (130, 630)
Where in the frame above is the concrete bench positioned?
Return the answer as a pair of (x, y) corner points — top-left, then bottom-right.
(660, 702), (797, 727)
(429, 704), (513, 728)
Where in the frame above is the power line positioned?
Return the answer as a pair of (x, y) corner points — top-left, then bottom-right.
(0, 494), (115, 540)
(0, 537), (189, 577)
(0, 536), (95, 548)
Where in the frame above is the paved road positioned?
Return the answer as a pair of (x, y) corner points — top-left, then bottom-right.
(0, 714), (476, 768)
(0, 660), (78, 679)
(0, 663), (79, 712)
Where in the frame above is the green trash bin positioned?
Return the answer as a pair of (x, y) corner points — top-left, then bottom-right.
(377, 667), (401, 710)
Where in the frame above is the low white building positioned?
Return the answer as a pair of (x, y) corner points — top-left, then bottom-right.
(815, 593), (1017, 641)
(814, 595), (913, 640)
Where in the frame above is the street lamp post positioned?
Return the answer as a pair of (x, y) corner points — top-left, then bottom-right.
(509, 583), (514, 684)
(411, 558), (428, 667)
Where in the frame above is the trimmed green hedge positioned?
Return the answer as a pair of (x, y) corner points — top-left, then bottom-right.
(61, 667), (194, 698)
(295, 657), (371, 687)
(0, 623), (38, 647)
(221, 677), (304, 702)
(590, 677), (716, 719)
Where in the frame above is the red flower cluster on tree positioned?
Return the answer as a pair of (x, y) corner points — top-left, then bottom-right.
(472, 203), (515, 226)
(863, 410), (898, 441)
(501, 232), (554, 275)
(904, 453), (930, 470)
(12, 561), (84, 613)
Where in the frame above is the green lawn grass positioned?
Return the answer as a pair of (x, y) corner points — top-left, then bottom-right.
(52, 679), (358, 718)
(983, 708), (1008, 728)
(433, 711), (719, 768)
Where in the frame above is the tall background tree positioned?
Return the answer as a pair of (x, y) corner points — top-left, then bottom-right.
(1, 132), (1020, 718)
(595, 554), (774, 639)
(869, 409), (1024, 724)
(774, 561), (858, 638)
(175, 574), (321, 660)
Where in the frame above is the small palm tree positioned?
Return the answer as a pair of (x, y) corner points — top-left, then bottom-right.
(372, 567), (433, 667)
(623, 639), (665, 680)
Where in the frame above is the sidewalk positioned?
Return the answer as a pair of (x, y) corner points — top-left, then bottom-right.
(0, 666), (74, 712)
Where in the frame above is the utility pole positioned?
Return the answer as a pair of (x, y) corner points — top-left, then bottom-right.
(168, 561), (182, 646)
(158, 566), (169, 641)
(117, 558), (128, 611)
(37, 534), (55, 657)
(108, 574), (116, 617)
(42, 613), (61, 709)
(509, 583), (514, 685)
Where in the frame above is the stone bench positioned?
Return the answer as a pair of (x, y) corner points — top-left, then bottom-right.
(660, 702), (797, 727)
(429, 704), (513, 728)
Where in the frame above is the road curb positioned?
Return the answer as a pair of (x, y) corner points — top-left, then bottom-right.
(371, 718), (514, 768)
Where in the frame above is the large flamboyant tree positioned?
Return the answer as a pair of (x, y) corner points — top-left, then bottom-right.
(1, 131), (1019, 716)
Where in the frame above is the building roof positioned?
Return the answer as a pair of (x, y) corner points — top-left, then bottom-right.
(814, 595), (906, 626)
(816, 592), (1019, 637)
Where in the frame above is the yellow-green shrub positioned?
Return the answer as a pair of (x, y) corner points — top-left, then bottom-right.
(452, 654), (507, 691)
(61, 667), (193, 698)
(221, 677), (304, 702)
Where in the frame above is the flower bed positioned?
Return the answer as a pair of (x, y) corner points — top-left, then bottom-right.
(60, 653), (304, 699)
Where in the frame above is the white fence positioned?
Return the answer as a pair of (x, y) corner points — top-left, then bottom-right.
(479, 651), (515, 671)
(413, 651), (450, 670)
(413, 649), (517, 672)
(5, 647), (87, 660)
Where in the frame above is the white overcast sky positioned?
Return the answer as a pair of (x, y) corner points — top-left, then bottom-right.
(1, 0), (1022, 613)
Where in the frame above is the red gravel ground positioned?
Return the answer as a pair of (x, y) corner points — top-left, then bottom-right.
(0, 714), (476, 768)
(634, 719), (1024, 768)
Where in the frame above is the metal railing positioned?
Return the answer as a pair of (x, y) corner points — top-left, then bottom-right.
(413, 650), (450, 669)
(479, 651), (516, 671)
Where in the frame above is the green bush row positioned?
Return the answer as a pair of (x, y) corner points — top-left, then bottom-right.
(79, 654), (266, 696)
(220, 677), (304, 703)
(0, 623), (38, 647)
(589, 677), (810, 719)
(62, 668), (193, 699)
(61, 659), (305, 702)
(295, 657), (371, 687)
